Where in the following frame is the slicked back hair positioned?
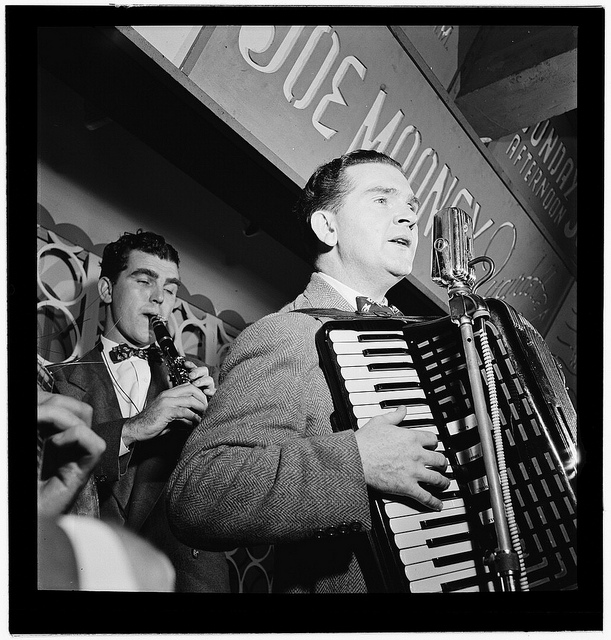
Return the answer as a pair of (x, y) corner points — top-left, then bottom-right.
(100, 229), (180, 283)
(293, 149), (403, 265)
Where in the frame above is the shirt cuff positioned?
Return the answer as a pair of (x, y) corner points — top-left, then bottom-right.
(119, 438), (131, 457)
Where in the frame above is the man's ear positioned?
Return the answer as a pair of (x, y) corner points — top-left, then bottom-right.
(310, 210), (338, 248)
(98, 277), (113, 304)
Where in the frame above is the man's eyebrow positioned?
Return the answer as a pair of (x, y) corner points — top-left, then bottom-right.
(364, 186), (421, 210)
(130, 268), (181, 287)
(130, 268), (159, 279)
(364, 186), (397, 195)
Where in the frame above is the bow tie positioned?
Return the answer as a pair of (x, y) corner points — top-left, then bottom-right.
(355, 296), (402, 317)
(109, 344), (161, 364)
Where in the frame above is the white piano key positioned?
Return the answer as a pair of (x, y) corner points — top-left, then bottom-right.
(405, 424), (440, 435)
(400, 539), (473, 565)
(353, 404), (432, 420)
(348, 388), (426, 406)
(329, 330), (404, 343)
(384, 494), (465, 518)
(394, 520), (470, 549)
(445, 479), (460, 493)
(332, 340), (408, 354)
(388, 505), (466, 533)
(343, 375), (421, 393)
(337, 353), (413, 367)
(406, 557), (477, 583)
(356, 418), (437, 430)
(341, 366), (414, 380)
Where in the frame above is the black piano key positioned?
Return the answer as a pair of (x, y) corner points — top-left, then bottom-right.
(363, 347), (410, 356)
(427, 531), (473, 548)
(441, 570), (490, 593)
(434, 551), (477, 570)
(375, 381), (422, 392)
(358, 333), (403, 342)
(441, 490), (462, 500)
(368, 362), (413, 371)
(421, 512), (467, 530)
(381, 398), (428, 409)
(399, 419), (437, 428)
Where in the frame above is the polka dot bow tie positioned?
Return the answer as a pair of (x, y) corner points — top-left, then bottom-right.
(355, 296), (402, 317)
(109, 344), (162, 364)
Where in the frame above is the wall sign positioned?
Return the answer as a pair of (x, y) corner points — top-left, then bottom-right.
(488, 114), (577, 270)
(128, 25), (576, 338)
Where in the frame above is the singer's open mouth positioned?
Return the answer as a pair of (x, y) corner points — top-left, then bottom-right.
(390, 237), (411, 247)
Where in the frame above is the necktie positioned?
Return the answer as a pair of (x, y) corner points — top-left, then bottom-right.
(109, 344), (161, 364)
(355, 296), (402, 317)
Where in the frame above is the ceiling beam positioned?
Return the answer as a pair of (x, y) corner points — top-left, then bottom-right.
(455, 26), (577, 140)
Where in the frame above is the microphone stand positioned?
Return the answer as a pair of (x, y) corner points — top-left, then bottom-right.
(447, 282), (520, 592)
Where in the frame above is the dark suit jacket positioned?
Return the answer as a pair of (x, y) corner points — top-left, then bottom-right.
(53, 345), (230, 593)
(168, 273), (379, 593)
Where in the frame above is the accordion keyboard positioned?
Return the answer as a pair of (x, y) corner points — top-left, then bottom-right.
(328, 327), (495, 592)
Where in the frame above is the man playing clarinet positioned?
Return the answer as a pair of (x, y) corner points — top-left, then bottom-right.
(53, 229), (229, 592)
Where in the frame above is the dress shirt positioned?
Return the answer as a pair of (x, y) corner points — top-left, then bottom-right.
(100, 336), (152, 456)
(316, 272), (391, 310)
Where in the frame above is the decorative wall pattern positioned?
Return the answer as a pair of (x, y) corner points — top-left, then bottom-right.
(37, 204), (274, 593)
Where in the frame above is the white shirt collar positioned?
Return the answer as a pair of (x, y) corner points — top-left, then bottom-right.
(100, 335), (120, 351)
(100, 335), (121, 367)
(316, 272), (389, 310)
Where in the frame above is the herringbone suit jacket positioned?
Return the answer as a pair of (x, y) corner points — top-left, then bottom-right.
(52, 345), (230, 593)
(168, 273), (381, 593)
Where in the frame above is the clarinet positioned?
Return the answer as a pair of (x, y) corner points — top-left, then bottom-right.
(150, 314), (191, 386)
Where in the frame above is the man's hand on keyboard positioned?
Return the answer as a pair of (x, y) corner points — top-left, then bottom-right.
(354, 405), (451, 510)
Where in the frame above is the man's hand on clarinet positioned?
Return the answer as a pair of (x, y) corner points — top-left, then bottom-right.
(121, 383), (209, 447)
(354, 405), (450, 511)
(183, 360), (216, 397)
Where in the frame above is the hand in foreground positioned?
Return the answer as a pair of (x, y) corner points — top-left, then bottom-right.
(121, 383), (209, 447)
(183, 361), (216, 398)
(37, 391), (106, 517)
(354, 405), (450, 511)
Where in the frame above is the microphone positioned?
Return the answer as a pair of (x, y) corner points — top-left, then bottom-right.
(431, 206), (475, 291)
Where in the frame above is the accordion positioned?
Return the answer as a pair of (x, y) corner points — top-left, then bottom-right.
(314, 298), (577, 593)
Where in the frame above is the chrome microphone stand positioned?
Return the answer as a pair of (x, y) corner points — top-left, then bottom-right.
(432, 207), (520, 591)
(446, 284), (520, 592)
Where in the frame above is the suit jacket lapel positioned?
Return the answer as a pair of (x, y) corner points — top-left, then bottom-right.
(60, 346), (123, 420)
